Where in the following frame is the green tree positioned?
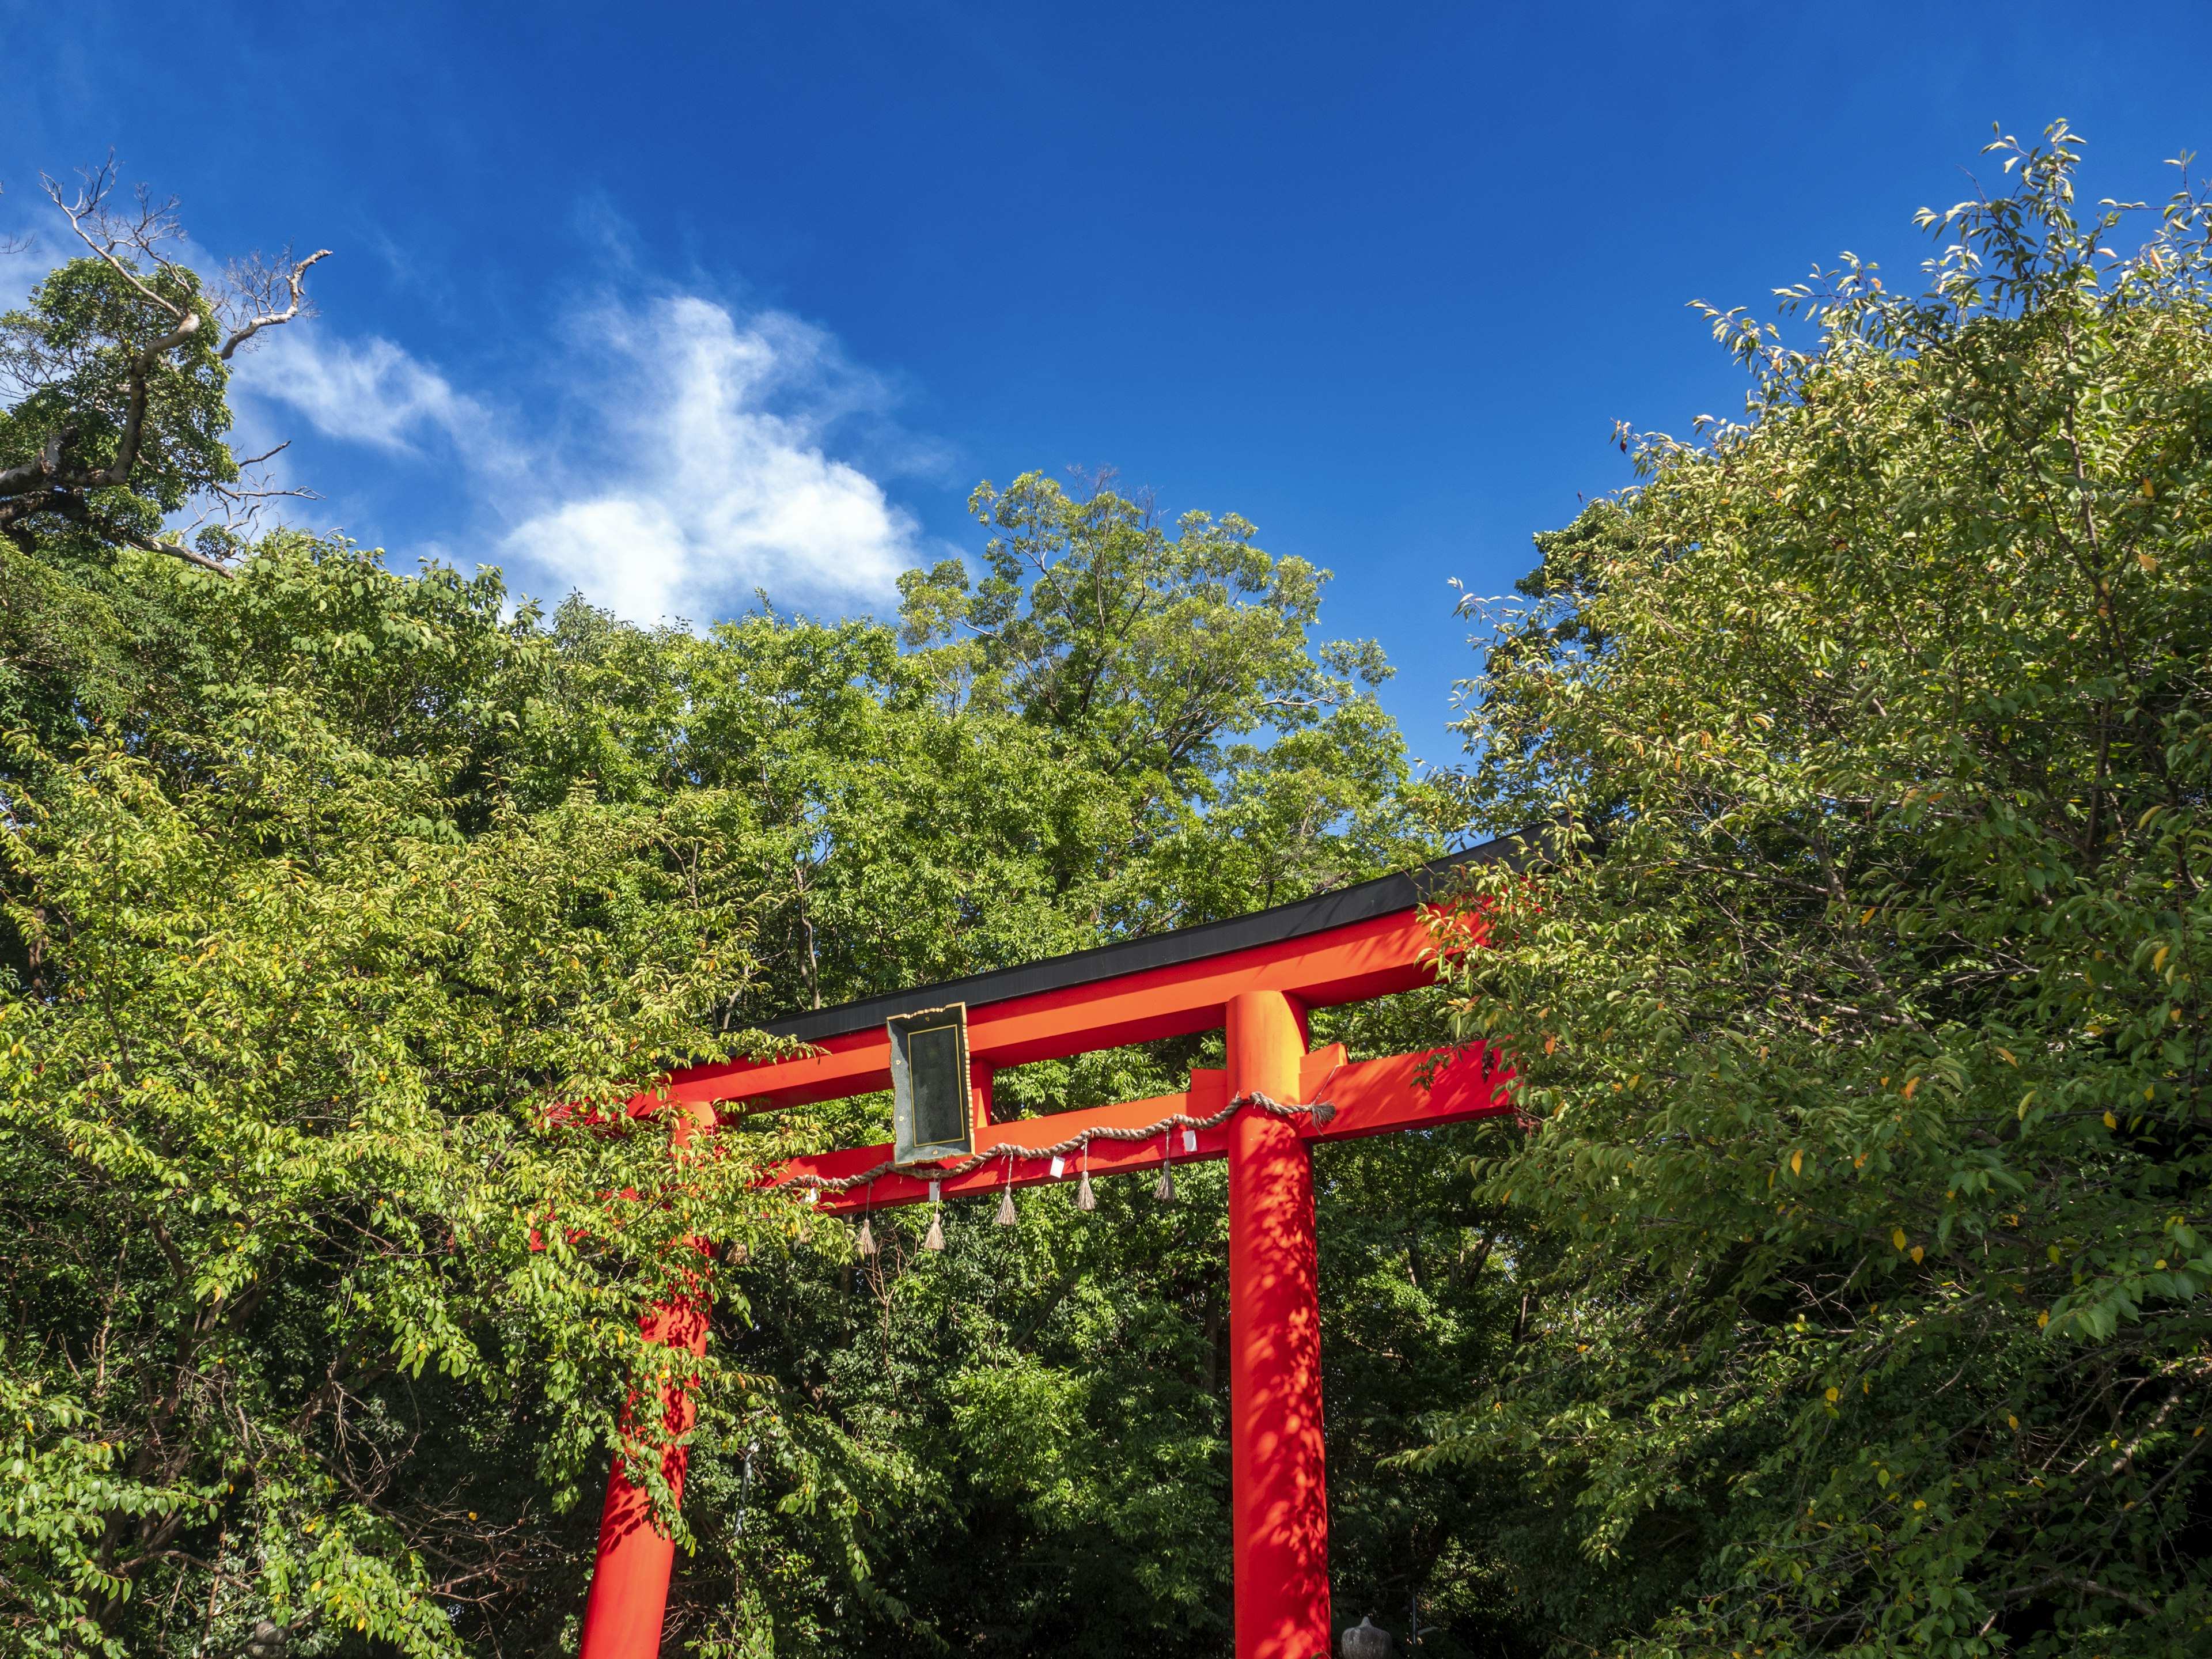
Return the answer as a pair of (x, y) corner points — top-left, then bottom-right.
(899, 471), (1416, 916)
(2, 164), (1509, 1659)
(0, 160), (324, 741)
(0, 539), (791, 1657)
(482, 480), (1497, 1658)
(1431, 123), (2212, 1658)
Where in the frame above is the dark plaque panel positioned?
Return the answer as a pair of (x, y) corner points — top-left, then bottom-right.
(888, 1003), (972, 1166)
(907, 1024), (964, 1147)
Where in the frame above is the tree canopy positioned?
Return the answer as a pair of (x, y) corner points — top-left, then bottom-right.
(5, 122), (2209, 1659)
(1440, 123), (2212, 1658)
(0, 165), (1479, 1658)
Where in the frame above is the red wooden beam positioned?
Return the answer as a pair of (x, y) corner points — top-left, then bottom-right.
(657, 907), (1467, 1118)
(767, 1043), (1511, 1215)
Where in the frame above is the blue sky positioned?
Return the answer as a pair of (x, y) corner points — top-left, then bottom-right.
(6, 1), (2211, 757)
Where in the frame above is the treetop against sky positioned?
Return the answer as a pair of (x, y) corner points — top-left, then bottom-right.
(9, 1), (2212, 751)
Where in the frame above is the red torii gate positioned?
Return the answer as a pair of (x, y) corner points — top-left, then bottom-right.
(577, 842), (1517, 1659)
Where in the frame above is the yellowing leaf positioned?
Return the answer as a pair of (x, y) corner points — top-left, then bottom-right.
(1893, 1229), (1908, 1251)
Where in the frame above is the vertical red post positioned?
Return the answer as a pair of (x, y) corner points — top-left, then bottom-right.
(579, 1100), (718, 1659)
(576, 1293), (710, 1659)
(1226, 990), (1331, 1659)
(972, 1058), (997, 1132)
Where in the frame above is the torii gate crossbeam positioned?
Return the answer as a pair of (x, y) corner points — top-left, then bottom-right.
(576, 841), (1518, 1659)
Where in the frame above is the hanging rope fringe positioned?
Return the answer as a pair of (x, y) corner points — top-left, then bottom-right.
(923, 1178), (945, 1249)
(995, 1155), (1018, 1226)
(857, 1216), (877, 1256)
(1076, 1142), (1096, 1211)
(1154, 1127), (1175, 1203)
(776, 1090), (1338, 1200)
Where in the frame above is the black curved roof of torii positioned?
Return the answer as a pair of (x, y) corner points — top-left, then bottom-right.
(760, 830), (1528, 1044)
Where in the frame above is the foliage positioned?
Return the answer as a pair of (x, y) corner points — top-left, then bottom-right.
(0, 164), (323, 745)
(900, 470), (1419, 916)
(483, 494), (1487, 1658)
(1, 541), (784, 1656)
(1434, 123), (2212, 1658)
(1, 176), (1491, 1657)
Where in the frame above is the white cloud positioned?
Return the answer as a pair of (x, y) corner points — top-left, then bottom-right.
(241, 328), (490, 456)
(236, 291), (929, 622)
(504, 296), (921, 620)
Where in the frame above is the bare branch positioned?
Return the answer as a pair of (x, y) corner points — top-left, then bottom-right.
(219, 246), (331, 359)
(228, 440), (293, 470)
(40, 157), (187, 322)
(178, 444), (319, 542)
(0, 181), (29, 258)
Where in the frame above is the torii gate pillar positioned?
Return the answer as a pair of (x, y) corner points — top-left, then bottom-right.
(1226, 990), (1330, 1659)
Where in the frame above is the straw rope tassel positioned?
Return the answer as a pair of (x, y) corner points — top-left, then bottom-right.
(923, 1179), (945, 1251)
(994, 1156), (1018, 1226)
(856, 1183), (877, 1256)
(1154, 1128), (1176, 1203)
(1076, 1141), (1096, 1211)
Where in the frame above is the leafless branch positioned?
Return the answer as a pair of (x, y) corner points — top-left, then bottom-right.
(173, 442), (319, 543)
(219, 246), (331, 358)
(1995, 1571), (2157, 1620)
(0, 182), (29, 258)
(41, 157), (188, 321)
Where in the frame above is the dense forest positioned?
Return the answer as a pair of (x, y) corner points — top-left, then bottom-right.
(2, 125), (2207, 1659)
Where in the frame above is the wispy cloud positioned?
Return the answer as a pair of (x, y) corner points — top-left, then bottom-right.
(243, 331), (489, 456)
(234, 289), (933, 623)
(505, 296), (922, 620)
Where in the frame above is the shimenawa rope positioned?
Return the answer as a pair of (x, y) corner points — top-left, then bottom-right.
(775, 1090), (1336, 1199)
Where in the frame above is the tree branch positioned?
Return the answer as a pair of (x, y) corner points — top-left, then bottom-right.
(219, 248), (331, 358)
(2, 486), (236, 575)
